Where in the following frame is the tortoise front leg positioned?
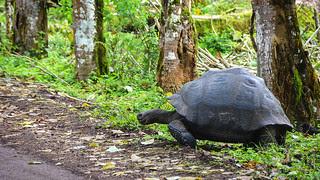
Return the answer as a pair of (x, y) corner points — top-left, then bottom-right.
(137, 109), (181, 125)
(169, 120), (196, 148)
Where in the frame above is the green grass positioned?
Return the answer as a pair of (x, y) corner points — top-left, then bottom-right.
(222, 132), (320, 178)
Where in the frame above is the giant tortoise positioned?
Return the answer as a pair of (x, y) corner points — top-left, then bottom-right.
(137, 68), (293, 148)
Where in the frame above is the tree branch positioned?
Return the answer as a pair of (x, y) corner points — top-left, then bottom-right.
(250, 8), (257, 52)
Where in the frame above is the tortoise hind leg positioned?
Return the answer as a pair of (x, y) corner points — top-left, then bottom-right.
(276, 128), (287, 145)
(168, 120), (196, 148)
(256, 126), (277, 145)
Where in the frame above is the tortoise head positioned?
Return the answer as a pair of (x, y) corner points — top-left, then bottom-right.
(137, 109), (157, 125)
(137, 109), (167, 125)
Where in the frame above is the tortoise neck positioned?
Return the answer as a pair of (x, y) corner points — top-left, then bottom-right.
(152, 109), (182, 124)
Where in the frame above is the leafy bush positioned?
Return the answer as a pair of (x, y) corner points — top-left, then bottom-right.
(199, 31), (236, 55)
(195, 0), (251, 15)
(104, 0), (149, 33)
(104, 31), (159, 80)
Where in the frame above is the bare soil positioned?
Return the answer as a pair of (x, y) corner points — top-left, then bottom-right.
(0, 78), (263, 179)
(0, 144), (84, 180)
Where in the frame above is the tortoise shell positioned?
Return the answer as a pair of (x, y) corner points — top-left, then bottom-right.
(169, 68), (293, 136)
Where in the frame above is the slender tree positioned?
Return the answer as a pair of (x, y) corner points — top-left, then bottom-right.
(314, 0), (320, 42)
(12, 0), (48, 55)
(5, 0), (15, 41)
(157, 0), (197, 92)
(73, 0), (106, 81)
(252, 0), (320, 132)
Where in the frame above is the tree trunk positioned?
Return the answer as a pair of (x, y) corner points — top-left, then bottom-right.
(5, 0), (15, 41)
(95, 0), (108, 76)
(314, 1), (320, 43)
(157, 0), (197, 92)
(13, 0), (48, 56)
(252, 0), (320, 127)
(73, 0), (106, 81)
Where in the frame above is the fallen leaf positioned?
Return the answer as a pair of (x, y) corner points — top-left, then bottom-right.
(131, 154), (142, 162)
(148, 166), (160, 171)
(18, 120), (35, 127)
(185, 155), (196, 159)
(89, 142), (99, 148)
(124, 86), (133, 92)
(72, 145), (86, 150)
(95, 162), (107, 167)
(80, 136), (94, 141)
(101, 162), (116, 170)
(235, 176), (251, 180)
(111, 130), (124, 134)
(106, 146), (123, 153)
(28, 161), (42, 165)
(81, 102), (90, 108)
(28, 112), (40, 116)
(166, 176), (180, 180)
(35, 130), (46, 134)
(89, 157), (98, 161)
(64, 131), (72, 135)
(138, 131), (146, 135)
(190, 166), (200, 170)
(180, 177), (203, 180)
(95, 135), (105, 139)
(243, 161), (257, 169)
(113, 171), (126, 176)
(112, 139), (129, 145)
(141, 139), (154, 145)
(39, 149), (52, 153)
(47, 119), (58, 123)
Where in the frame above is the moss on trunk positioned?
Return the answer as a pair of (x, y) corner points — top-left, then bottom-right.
(13, 0), (48, 56)
(94, 0), (107, 76)
(253, 0), (320, 126)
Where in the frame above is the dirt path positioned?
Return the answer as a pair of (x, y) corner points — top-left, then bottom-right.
(0, 78), (258, 179)
(0, 144), (84, 180)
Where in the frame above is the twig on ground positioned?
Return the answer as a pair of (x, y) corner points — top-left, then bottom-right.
(9, 53), (96, 105)
(10, 53), (70, 85)
(57, 92), (94, 105)
(196, 47), (231, 72)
